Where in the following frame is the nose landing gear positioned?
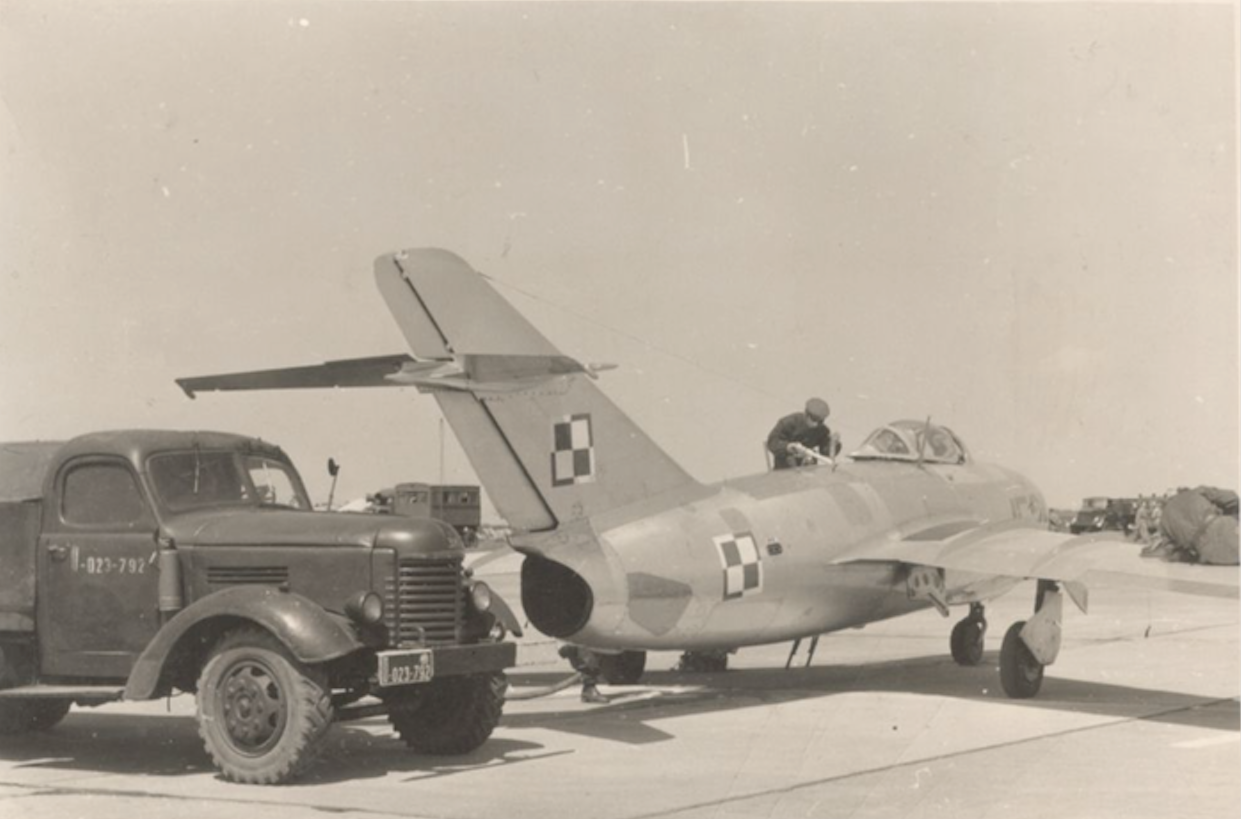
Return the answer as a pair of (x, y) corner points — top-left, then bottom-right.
(949, 603), (987, 666)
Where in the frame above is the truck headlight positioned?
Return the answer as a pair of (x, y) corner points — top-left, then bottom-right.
(346, 591), (385, 625)
(470, 582), (493, 614)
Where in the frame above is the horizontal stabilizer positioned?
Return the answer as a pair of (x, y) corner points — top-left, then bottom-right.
(387, 354), (606, 393)
(177, 354), (415, 398)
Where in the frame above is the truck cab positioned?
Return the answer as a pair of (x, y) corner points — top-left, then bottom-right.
(0, 430), (518, 784)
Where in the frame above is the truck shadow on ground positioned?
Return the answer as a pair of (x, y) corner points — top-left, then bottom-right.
(0, 649), (1233, 785)
(0, 710), (563, 785)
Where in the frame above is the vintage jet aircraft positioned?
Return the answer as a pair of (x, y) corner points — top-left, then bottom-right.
(178, 248), (1238, 699)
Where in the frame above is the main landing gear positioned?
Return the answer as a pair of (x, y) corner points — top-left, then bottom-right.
(949, 582), (1065, 699)
(949, 603), (987, 666)
(999, 580), (1064, 699)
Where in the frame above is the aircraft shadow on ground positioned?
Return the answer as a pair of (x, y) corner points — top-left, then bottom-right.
(501, 650), (1239, 744)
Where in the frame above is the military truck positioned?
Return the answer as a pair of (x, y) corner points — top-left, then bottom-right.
(0, 431), (518, 784)
(1069, 496), (1137, 535)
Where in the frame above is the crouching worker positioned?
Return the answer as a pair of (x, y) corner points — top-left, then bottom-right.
(1141, 486), (1239, 565)
(558, 645), (609, 704)
(767, 397), (841, 470)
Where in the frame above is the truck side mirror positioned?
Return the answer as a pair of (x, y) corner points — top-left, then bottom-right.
(328, 458), (340, 478)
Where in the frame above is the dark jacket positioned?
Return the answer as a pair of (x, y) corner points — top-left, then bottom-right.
(767, 412), (834, 470)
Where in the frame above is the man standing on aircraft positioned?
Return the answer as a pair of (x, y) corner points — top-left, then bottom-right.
(767, 397), (841, 469)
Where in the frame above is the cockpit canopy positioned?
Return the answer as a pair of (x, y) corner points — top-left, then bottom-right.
(849, 420), (970, 465)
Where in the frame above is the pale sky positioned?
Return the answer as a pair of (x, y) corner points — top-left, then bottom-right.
(1, 1), (1237, 515)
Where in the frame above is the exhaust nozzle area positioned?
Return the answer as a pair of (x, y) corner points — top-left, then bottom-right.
(520, 556), (594, 638)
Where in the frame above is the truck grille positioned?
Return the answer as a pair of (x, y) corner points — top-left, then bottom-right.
(384, 556), (465, 646)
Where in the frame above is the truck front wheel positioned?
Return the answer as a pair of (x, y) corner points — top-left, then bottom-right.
(386, 671), (506, 755)
(196, 627), (333, 784)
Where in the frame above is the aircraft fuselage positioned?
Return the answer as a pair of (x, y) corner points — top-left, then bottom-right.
(516, 459), (1048, 651)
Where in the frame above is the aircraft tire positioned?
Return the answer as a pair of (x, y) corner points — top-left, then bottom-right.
(675, 650), (730, 673)
(999, 621), (1044, 699)
(950, 618), (986, 666)
(598, 651), (647, 685)
(386, 671), (507, 755)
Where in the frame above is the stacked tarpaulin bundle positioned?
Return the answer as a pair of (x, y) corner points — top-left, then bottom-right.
(1146, 486), (1240, 565)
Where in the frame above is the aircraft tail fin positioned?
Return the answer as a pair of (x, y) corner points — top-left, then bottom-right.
(376, 249), (699, 531)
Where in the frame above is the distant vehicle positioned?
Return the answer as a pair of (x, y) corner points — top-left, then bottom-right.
(176, 248), (1238, 701)
(0, 430), (518, 784)
(364, 482), (482, 547)
(1070, 496), (1137, 535)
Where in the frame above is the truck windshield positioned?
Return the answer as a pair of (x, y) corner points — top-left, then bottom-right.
(149, 451), (310, 512)
(149, 451), (252, 512)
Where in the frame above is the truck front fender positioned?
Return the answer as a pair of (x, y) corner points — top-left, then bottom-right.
(125, 585), (363, 700)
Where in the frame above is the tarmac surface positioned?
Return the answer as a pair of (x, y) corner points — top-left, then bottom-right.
(0, 561), (1236, 819)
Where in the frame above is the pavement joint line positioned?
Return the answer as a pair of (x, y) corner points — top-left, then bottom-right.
(0, 787), (62, 801)
(616, 695), (1241, 819)
(0, 780), (436, 819)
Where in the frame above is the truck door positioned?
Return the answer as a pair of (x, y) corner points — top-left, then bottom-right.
(37, 457), (162, 679)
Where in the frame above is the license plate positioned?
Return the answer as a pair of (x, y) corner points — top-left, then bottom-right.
(376, 649), (434, 687)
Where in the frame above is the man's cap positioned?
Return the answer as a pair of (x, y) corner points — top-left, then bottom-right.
(805, 397), (830, 421)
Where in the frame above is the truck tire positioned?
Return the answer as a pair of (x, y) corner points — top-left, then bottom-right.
(196, 627), (333, 784)
(598, 650), (647, 684)
(0, 700), (71, 735)
(386, 671), (506, 755)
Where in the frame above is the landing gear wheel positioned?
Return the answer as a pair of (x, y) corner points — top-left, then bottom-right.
(196, 627), (333, 785)
(598, 651), (647, 685)
(999, 620), (1044, 699)
(675, 650), (730, 673)
(950, 616), (986, 666)
(386, 671), (507, 755)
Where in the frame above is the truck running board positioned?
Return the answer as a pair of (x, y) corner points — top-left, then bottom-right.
(0, 684), (125, 704)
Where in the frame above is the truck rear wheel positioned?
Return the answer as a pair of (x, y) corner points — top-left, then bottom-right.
(196, 627), (333, 784)
(0, 700), (71, 735)
(0, 644), (70, 734)
(386, 671), (506, 755)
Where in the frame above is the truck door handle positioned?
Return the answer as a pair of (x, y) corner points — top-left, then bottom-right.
(48, 544), (69, 562)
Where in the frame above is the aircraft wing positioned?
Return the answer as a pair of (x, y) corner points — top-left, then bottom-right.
(833, 521), (1239, 607)
(177, 354), (417, 398)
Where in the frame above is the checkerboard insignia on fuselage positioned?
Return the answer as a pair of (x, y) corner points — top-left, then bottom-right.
(714, 532), (763, 600)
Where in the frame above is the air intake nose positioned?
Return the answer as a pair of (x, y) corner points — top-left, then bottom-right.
(520, 556), (594, 638)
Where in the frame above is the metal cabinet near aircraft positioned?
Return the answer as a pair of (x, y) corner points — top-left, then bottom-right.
(373, 483), (482, 547)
